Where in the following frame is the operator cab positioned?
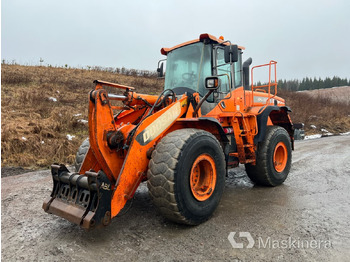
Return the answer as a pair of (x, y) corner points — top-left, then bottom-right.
(159, 34), (244, 114)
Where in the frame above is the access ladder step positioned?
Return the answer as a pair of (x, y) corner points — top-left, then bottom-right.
(229, 152), (239, 158)
(228, 153), (255, 164)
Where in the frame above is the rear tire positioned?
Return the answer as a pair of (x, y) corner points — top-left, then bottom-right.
(147, 129), (226, 225)
(74, 138), (89, 172)
(245, 126), (291, 186)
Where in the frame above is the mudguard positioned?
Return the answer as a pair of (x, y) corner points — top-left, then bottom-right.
(254, 106), (294, 147)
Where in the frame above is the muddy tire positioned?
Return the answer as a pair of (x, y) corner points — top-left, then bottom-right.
(74, 138), (89, 172)
(245, 126), (291, 186)
(147, 128), (226, 225)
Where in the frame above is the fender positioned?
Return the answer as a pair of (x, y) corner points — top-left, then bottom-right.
(174, 116), (229, 144)
(254, 106), (293, 146)
(170, 117), (230, 169)
(198, 117), (229, 143)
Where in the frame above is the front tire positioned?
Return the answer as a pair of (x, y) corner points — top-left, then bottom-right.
(147, 129), (226, 225)
(74, 138), (89, 172)
(245, 126), (292, 186)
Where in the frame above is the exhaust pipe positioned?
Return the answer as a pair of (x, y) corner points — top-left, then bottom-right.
(243, 57), (252, 90)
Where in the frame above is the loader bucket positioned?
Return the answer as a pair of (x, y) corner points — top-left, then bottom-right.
(42, 164), (112, 230)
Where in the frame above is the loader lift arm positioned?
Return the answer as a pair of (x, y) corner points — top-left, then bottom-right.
(43, 81), (188, 229)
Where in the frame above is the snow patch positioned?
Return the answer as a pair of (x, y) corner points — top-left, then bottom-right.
(320, 128), (333, 137)
(73, 113), (82, 117)
(21, 136), (27, 141)
(310, 125), (317, 129)
(66, 134), (76, 141)
(48, 97), (57, 102)
(340, 131), (350, 136)
(331, 86), (348, 89)
(77, 119), (88, 124)
(304, 134), (322, 140)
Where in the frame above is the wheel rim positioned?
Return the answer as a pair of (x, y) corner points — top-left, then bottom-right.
(190, 154), (217, 201)
(273, 142), (288, 172)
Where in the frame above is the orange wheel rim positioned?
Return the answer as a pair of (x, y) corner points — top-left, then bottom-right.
(273, 142), (288, 172)
(190, 154), (217, 201)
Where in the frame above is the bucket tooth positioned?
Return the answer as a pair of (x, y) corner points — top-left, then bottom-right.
(43, 164), (112, 230)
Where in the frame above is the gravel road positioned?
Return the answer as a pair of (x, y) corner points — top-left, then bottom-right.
(2, 135), (350, 261)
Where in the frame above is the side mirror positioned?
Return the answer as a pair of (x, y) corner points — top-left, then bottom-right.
(205, 76), (221, 90)
(224, 45), (238, 64)
(157, 62), (164, 78)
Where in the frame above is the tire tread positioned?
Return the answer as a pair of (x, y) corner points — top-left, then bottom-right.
(147, 128), (223, 224)
(245, 126), (291, 186)
(74, 138), (89, 172)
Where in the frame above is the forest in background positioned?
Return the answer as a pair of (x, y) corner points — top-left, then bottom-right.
(272, 76), (349, 91)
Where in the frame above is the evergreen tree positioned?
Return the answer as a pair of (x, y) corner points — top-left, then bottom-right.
(277, 76), (349, 91)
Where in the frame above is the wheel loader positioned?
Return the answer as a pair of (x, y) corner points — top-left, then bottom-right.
(43, 33), (294, 230)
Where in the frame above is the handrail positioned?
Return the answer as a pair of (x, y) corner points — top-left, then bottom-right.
(250, 60), (277, 106)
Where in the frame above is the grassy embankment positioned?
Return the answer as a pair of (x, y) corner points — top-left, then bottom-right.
(1, 64), (349, 168)
(280, 87), (350, 134)
(1, 64), (163, 168)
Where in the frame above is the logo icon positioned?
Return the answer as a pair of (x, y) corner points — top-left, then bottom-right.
(228, 232), (255, 248)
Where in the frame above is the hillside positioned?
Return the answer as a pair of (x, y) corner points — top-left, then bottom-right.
(1, 64), (163, 168)
(297, 86), (350, 104)
(1, 64), (350, 168)
(280, 86), (350, 134)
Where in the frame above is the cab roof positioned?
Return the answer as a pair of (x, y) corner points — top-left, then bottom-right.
(160, 33), (245, 55)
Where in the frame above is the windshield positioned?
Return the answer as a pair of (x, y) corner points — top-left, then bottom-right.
(164, 42), (211, 96)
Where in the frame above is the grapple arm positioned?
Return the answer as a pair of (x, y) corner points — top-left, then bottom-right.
(43, 164), (112, 229)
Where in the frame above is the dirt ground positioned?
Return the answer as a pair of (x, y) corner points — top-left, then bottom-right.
(2, 135), (350, 261)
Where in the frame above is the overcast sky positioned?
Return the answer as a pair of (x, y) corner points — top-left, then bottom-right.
(2, 0), (350, 81)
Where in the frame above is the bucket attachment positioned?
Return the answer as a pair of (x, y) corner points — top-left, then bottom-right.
(42, 164), (112, 230)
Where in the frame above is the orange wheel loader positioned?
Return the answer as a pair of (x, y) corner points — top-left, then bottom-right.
(43, 34), (294, 230)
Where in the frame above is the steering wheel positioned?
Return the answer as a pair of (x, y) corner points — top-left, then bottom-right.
(182, 72), (196, 81)
(162, 89), (176, 107)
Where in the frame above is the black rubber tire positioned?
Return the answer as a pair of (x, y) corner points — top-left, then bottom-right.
(245, 126), (292, 186)
(74, 138), (89, 172)
(147, 128), (226, 225)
